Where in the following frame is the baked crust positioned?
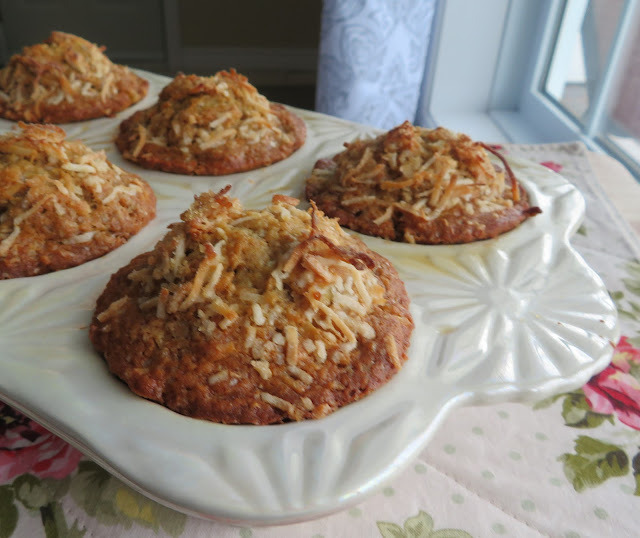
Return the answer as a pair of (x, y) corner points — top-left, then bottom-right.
(0, 123), (156, 279)
(305, 122), (541, 244)
(0, 31), (148, 123)
(115, 71), (306, 175)
(90, 189), (413, 424)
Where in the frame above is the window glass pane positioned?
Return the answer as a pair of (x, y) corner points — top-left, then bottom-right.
(543, 0), (626, 124)
(543, 0), (640, 175)
(603, 8), (640, 167)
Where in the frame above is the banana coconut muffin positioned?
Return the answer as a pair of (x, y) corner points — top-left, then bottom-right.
(0, 123), (156, 279)
(305, 121), (541, 244)
(0, 31), (148, 123)
(90, 188), (413, 424)
(115, 70), (306, 175)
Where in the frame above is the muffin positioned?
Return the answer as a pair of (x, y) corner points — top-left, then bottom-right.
(115, 70), (306, 175)
(0, 31), (148, 123)
(90, 189), (413, 424)
(305, 121), (541, 244)
(0, 123), (156, 279)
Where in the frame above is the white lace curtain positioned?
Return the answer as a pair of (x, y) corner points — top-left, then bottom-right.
(315, 0), (437, 130)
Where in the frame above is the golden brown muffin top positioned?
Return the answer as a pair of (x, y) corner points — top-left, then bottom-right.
(126, 70), (299, 158)
(0, 31), (147, 122)
(93, 189), (412, 422)
(0, 123), (152, 260)
(316, 121), (522, 227)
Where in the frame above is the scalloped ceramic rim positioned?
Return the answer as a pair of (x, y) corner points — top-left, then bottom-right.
(0, 71), (620, 525)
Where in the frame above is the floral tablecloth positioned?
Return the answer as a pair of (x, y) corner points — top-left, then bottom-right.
(1, 141), (639, 538)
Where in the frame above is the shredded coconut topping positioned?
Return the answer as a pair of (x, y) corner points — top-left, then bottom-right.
(106, 188), (400, 419)
(0, 31), (146, 122)
(312, 122), (523, 225)
(0, 123), (154, 272)
(122, 70), (295, 158)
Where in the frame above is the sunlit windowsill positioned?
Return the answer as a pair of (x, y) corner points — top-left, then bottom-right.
(423, 112), (508, 142)
(428, 110), (556, 145)
(609, 135), (640, 166)
(423, 0), (640, 184)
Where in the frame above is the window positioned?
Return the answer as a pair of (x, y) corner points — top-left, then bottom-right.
(542, 0), (640, 176)
(421, 0), (640, 180)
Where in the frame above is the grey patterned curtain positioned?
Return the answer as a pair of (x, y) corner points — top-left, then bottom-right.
(315, 0), (437, 129)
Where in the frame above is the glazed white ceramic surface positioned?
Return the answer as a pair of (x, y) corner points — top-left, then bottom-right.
(0, 72), (619, 525)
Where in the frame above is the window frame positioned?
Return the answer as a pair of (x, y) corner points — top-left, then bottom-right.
(420, 0), (640, 179)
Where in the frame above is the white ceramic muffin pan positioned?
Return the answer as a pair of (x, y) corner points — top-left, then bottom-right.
(0, 71), (619, 525)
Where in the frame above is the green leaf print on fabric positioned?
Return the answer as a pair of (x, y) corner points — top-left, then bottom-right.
(534, 392), (613, 428)
(560, 392), (614, 428)
(40, 501), (86, 538)
(612, 261), (640, 347)
(377, 510), (473, 538)
(70, 461), (186, 537)
(377, 522), (406, 538)
(633, 452), (640, 495)
(404, 511), (434, 537)
(535, 328), (640, 495)
(69, 461), (118, 525)
(559, 436), (628, 492)
(12, 474), (70, 510)
(4, 475), (85, 538)
(0, 485), (18, 538)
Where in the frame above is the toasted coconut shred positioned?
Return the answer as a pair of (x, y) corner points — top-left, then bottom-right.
(340, 123), (513, 221)
(92, 189), (413, 423)
(306, 121), (541, 244)
(0, 31), (147, 123)
(156, 71), (293, 149)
